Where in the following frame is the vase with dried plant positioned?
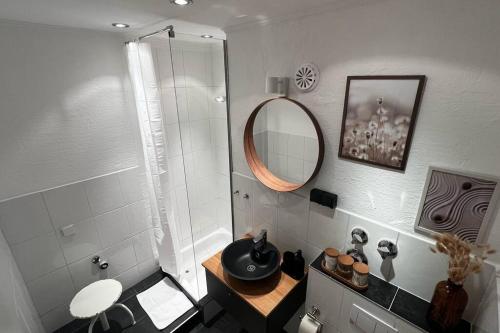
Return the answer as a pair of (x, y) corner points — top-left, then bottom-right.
(428, 233), (495, 332)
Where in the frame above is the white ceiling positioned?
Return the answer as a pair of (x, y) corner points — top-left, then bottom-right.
(0, 0), (350, 33)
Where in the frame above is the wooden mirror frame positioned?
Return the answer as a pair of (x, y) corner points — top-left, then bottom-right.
(244, 96), (325, 192)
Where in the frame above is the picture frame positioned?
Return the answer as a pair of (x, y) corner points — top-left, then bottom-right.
(414, 166), (500, 244)
(338, 75), (426, 171)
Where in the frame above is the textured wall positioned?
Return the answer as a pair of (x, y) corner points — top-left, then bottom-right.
(226, 0), (500, 262)
(0, 21), (140, 201)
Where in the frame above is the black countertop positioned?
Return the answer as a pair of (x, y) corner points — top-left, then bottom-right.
(310, 253), (471, 333)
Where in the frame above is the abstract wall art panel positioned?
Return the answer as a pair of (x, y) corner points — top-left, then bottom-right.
(415, 167), (500, 244)
(338, 75), (426, 171)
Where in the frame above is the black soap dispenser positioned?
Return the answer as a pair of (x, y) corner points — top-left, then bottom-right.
(292, 250), (305, 280)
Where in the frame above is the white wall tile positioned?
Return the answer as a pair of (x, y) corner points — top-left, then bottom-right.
(132, 230), (154, 263)
(85, 174), (125, 215)
(288, 134), (305, 159)
(463, 262), (495, 321)
(167, 155), (187, 190)
(12, 232), (66, 282)
(392, 232), (448, 301)
(68, 255), (105, 290)
(212, 118), (229, 149)
(344, 215), (399, 280)
(156, 46), (174, 89)
(216, 199), (232, 234)
(233, 207), (251, 239)
(118, 168), (146, 204)
(161, 88), (179, 124)
(303, 243), (323, 265)
(232, 173), (252, 211)
(278, 191), (309, 241)
(170, 48), (185, 88)
(174, 87), (189, 122)
(101, 240), (137, 278)
(276, 132), (289, 155)
(308, 205), (349, 251)
(186, 87), (209, 121)
(173, 187), (191, 241)
(57, 219), (102, 264)
(166, 123), (183, 157)
(209, 86), (227, 119)
(44, 183), (92, 228)
(27, 267), (75, 315)
(193, 150), (215, 179)
(137, 257), (159, 281)
(179, 122), (192, 154)
(183, 50), (210, 87)
(287, 156), (304, 182)
(126, 200), (151, 235)
(216, 174), (231, 201)
(252, 181), (278, 243)
(95, 207), (132, 249)
(114, 266), (139, 290)
(0, 193), (53, 245)
(190, 120), (211, 151)
(214, 148), (230, 176)
(304, 137), (319, 162)
(277, 229), (307, 256)
(40, 304), (73, 333)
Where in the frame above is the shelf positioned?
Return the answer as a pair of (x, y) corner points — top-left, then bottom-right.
(310, 253), (471, 333)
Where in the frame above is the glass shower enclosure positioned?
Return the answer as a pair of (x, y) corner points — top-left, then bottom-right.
(128, 29), (232, 301)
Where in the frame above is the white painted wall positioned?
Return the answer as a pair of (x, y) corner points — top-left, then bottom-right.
(226, 0), (500, 263)
(0, 20), (140, 202)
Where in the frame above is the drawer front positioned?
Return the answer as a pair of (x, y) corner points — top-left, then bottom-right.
(206, 271), (267, 333)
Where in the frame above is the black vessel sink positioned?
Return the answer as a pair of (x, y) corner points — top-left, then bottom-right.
(221, 239), (280, 281)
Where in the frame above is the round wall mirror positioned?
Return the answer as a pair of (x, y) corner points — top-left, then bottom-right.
(244, 97), (324, 192)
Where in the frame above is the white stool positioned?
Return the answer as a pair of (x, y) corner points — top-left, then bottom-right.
(70, 279), (136, 333)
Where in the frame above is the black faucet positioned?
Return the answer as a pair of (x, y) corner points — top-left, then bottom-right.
(252, 229), (268, 262)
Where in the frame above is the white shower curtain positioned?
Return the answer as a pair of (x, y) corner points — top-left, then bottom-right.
(127, 41), (180, 277)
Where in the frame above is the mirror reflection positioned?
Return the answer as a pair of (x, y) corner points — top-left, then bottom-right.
(253, 98), (319, 184)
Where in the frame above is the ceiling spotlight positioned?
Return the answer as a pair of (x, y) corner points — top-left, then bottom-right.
(214, 96), (226, 103)
(201, 34), (213, 39)
(170, 0), (193, 5)
(111, 23), (130, 28)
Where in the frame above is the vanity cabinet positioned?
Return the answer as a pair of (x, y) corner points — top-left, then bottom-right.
(306, 254), (471, 333)
(203, 252), (307, 333)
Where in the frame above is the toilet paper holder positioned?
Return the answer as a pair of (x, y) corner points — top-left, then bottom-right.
(300, 305), (324, 326)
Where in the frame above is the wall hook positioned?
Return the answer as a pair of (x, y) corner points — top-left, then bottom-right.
(351, 228), (368, 245)
(377, 240), (398, 260)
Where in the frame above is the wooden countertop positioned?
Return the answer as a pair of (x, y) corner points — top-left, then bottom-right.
(202, 251), (306, 317)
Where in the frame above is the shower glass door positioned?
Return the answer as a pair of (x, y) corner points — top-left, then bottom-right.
(169, 32), (233, 300)
(132, 29), (232, 302)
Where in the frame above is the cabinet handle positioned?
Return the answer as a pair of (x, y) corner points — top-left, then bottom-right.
(233, 190), (240, 195)
(243, 193), (249, 199)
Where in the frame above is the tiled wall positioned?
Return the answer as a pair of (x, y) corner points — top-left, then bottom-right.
(254, 130), (319, 183)
(153, 38), (231, 247)
(232, 172), (496, 322)
(0, 228), (45, 332)
(0, 167), (158, 332)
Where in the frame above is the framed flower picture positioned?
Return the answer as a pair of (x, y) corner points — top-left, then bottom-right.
(338, 75), (426, 171)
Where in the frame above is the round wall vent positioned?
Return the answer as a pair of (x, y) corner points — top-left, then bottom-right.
(294, 63), (320, 92)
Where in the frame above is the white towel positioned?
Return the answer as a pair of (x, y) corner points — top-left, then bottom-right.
(136, 277), (193, 330)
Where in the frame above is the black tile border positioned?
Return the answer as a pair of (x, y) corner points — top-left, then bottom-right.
(310, 253), (471, 333)
(54, 269), (202, 333)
